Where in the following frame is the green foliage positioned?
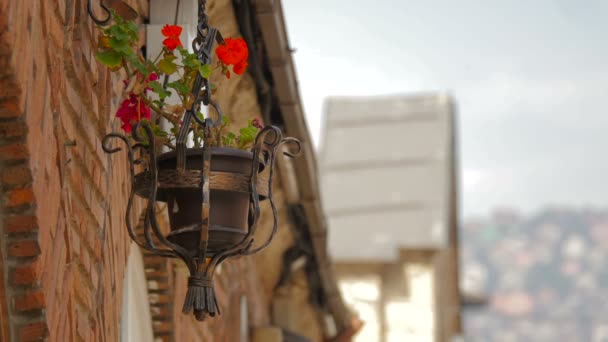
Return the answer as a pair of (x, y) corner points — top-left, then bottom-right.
(95, 10), (139, 69)
(157, 54), (178, 74)
(238, 119), (259, 149)
(212, 116), (261, 150)
(180, 48), (201, 69)
(129, 56), (149, 75)
(196, 110), (206, 122)
(95, 50), (122, 68)
(199, 64), (211, 78)
(222, 132), (236, 147)
(150, 121), (168, 137)
(149, 81), (171, 100)
(167, 81), (190, 96)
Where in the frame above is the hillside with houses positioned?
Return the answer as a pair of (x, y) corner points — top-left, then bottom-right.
(461, 208), (608, 341)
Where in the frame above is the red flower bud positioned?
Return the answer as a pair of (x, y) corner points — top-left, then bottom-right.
(252, 118), (264, 129)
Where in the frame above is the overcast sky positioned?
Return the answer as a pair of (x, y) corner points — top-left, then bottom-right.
(282, 0), (608, 217)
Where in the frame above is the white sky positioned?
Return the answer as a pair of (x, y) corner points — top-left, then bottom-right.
(282, 0), (608, 217)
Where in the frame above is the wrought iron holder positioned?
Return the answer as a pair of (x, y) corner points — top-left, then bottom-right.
(97, 0), (301, 320)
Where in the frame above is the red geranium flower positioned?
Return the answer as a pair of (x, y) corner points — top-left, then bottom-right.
(216, 38), (248, 65)
(216, 37), (249, 75)
(116, 94), (151, 133)
(233, 60), (248, 75)
(161, 25), (182, 50)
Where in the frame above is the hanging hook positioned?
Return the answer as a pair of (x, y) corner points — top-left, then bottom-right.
(88, 0), (113, 26)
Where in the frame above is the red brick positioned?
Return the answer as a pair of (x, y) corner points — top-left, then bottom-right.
(90, 263), (99, 288)
(149, 293), (171, 305)
(0, 75), (21, 97)
(5, 215), (38, 234)
(75, 306), (91, 341)
(0, 96), (22, 117)
(18, 322), (48, 341)
(0, 142), (29, 161)
(0, 120), (27, 138)
(93, 237), (102, 261)
(153, 321), (173, 334)
(12, 261), (39, 285)
(14, 290), (45, 312)
(73, 273), (94, 312)
(1, 164), (32, 187)
(80, 244), (92, 274)
(6, 188), (35, 208)
(8, 240), (41, 258)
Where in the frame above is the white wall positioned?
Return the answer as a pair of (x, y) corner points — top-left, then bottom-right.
(120, 243), (154, 342)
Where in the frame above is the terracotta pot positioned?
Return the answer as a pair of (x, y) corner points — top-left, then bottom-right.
(156, 147), (263, 256)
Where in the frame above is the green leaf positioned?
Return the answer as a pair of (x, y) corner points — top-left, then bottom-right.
(111, 9), (123, 24)
(146, 60), (159, 73)
(239, 126), (258, 148)
(198, 64), (211, 78)
(167, 81), (190, 96)
(151, 124), (168, 137)
(130, 57), (148, 74)
(157, 58), (178, 74)
(125, 21), (139, 40)
(163, 54), (178, 62)
(108, 36), (131, 54)
(95, 50), (122, 68)
(148, 81), (172, 100)
(221, 115), (231, 126)
(108, 24), (130, 42)
(182, 54), (200, 69)
(196, 110), (206, 122)
(222, 132), (236, 147)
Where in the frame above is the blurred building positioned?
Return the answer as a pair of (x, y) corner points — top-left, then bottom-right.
(320, 93), (462, 342)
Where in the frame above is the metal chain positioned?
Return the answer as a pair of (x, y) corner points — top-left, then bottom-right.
(176, 0), (223, 169)
(193, 0), (209, 55)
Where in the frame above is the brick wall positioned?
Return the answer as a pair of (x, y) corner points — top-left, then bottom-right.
(0, 0), (149, 340)
(0, 0), (317, 341)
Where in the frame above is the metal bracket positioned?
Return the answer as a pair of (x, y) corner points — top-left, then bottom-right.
(88, 0), (138, 26)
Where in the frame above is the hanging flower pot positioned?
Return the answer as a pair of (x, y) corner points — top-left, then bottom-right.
(142, 147), (267, 256)
(93, 2), (300, 321)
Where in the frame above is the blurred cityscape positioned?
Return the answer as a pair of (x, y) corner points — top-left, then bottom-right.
(461, 208), (608, 341)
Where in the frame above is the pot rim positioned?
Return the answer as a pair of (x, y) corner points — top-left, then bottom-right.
(157, 146), (258, 163)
